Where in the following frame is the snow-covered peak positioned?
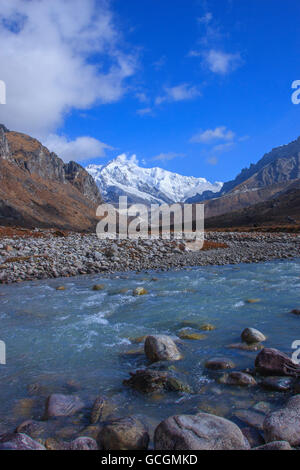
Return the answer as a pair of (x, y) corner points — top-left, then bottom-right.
(86, 154), (223, 204)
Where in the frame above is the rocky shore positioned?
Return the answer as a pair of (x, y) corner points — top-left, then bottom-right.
(0, 229), (299, 284)
(2, 332), (300, 450)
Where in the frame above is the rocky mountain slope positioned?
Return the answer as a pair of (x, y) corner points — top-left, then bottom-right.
(86, 154), (223, 205)
(0, 124), (101, 231)
(187, 136), (300, 203)
(205, 179), (300, 229)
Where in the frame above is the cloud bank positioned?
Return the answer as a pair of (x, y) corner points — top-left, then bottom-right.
(0, 0), (136, 138)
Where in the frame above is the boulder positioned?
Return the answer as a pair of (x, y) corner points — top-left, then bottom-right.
(70, 437), (99, 450)
(0, 433), (46, 450)
(263, 395), (300, 446)
(99, 417), (149, 450)
(253, 441), (292, 450)
(44, 393), (85, 419)
(255, 348), (300, 377)
(154, 413), (250, 450)
(144, 335), (181, 363)
(90, 396), (116, 424)
(241, 328), (266, 344)
(219, 372), (257, 387)
(205, 357), (235, 371)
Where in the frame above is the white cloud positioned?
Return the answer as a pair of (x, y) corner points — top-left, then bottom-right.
(206, 156), (218, 166)
(204, 49), (241, 75)
(136, 107), (153, 116)
(44, 134), (113, 162)
(190, 126), (235, 144)
(155, 83), (201, 105)
(0, 0), (136, 138)
(136, 92), (148, 103)
(197, 13), (213, 25)
(152, 152), (185, 162)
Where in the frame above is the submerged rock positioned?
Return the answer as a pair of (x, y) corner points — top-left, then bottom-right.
(205, 357), (235, 371)
(241, 427), (265, 448)
(228, 342), (263, 352)
(219, 372), (257, 387)
(154, 413), (250, 450)
(15, 420), (49, 440)
(241, 327), (266, 344)
(99, 416), (149, 450)
(92, 284), (105, 291)
(260, 376), (294, 392)
(178, 329), (206, 340)
(44, 393), (85, 419)
(144, 335), (182, 363)
(56, 286), (66, 291)
(234, 409), (265, 431)
(263, 394), (300, 446)
(245, 299), (261, 304)
(133, 287), (148, 296)
(200, 324), (216, 331)
(291, 309), (300, 315)
(255, 348), (300, 377)
(123, 369), (191, 394)
(0, 433), (46, 450)
(129, 335), (147, 344)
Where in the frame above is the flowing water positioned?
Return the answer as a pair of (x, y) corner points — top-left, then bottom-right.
(0, 259), (299, 437)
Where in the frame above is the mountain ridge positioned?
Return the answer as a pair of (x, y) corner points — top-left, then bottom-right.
(0, 124), (101, 231)
(86, 154), (223, 205)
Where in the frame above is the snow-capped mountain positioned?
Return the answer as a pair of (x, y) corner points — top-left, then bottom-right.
(86, 154), (223, 205)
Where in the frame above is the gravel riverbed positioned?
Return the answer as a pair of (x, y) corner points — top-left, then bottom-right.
(0, 231), (299, 284)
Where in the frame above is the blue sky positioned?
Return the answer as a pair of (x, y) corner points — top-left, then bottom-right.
(0, 0), (299, 183)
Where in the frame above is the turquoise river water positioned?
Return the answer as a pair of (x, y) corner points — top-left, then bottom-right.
(0, 259), (299, 437)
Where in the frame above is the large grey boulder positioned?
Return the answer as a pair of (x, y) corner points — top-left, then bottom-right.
(263, 395), (300, 446)
(144, 335), (181, 363)
(99, 416), (149, 450)
(44, 393), (85, 419)
(0, 433), (46, 450)
(154, 413), (250, 450)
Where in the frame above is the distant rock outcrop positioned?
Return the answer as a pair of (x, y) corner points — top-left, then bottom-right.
(186, 136), (300, 209)
(0, 124), (101, 231)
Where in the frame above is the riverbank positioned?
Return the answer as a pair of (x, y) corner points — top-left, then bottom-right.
(0, 228), (299, 283)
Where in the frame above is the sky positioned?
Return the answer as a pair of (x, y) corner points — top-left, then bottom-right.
(0, 0), (299, 183)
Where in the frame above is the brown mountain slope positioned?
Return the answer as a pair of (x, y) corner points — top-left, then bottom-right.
(0, 124), (101, 231)
(205, 179), (300, 230)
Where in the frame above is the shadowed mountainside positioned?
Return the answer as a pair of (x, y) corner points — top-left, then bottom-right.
(0, 124), (101, 231)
